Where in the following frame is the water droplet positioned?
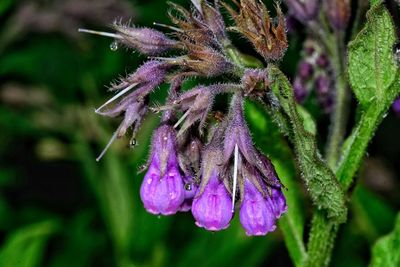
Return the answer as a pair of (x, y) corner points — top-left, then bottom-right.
(138, 164), (147, 172)
(185, 183), (192, 191)
(129, 138), (137, 147)
(157, 215), (161, 219)
(110, 41), (119, 51)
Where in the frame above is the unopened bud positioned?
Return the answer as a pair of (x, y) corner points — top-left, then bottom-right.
(326, 0), (351, 30)
(113, 24), (179, 55)
(285, 0), (320, 24)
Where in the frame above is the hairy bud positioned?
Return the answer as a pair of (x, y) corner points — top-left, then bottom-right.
(113, 23), (179, 55)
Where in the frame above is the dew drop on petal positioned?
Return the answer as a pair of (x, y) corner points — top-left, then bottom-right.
(185, 183), (192, 191)
(110, 41), (119, 51)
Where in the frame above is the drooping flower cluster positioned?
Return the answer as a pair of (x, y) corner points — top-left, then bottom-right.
(81, 0), (287, 236)
(293, 38), (335, 113)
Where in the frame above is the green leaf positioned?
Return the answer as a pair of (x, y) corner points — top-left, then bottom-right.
(245, 101), (306, 267)
(352, 185), (397, 242)
(268, 65), (347, 223)
(0, 220), (59, 267)
(348, 4), (397, 107)
(337, 3), (400, 190)
(370, 213), (400, 267)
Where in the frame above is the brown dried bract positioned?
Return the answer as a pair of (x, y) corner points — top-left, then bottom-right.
(223, 0), (288, 61)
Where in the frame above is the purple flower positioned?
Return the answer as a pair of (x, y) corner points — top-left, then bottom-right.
(325, 0), (351, 30)
(113, 24), (179, 55)
(111, 60), (169, 92)
(270, 187), (288, 218)
(298, 61), (314, 79)
(293, 77), (308, 103)
(392, 97), (400, 116)
(140, 125), (185, 215)
(285, 0), (320, 24)
(192, 171), (232, 231)
(192, 145), (233, 231)
(240, 179), (277, 236)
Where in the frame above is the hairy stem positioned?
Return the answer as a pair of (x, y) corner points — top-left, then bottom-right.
(336, 103), (388, 190)
(305, 211), (339, 267)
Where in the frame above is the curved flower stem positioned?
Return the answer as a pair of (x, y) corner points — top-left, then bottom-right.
(325, 31), (350, 167)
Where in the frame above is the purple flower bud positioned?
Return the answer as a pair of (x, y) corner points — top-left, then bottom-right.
(305, 44), (315, 56)
(117, 101), (147, 138)
(224, 95), (278, 184)
(315, 75), (334, 113)
(326, 0), (351, 30)
(293, 77), (308, 103)
(285, 0), (320, 24)
(315, 75), (330, 95)
(200, 2), (227, 42)
(140, 125), (185, 215)
(392, 97), (400, 116)
(112, 60), (169, 92)
(192, 171), (233, 231)
(316, 54), (330, 68)
(113, 24), (179, 55)
(178, 135), (203, 177)
(167, 46), (234, 77)
(240, 179), (277, 236)
(173, 85), (215, 136)
(298, 61), (314, 79)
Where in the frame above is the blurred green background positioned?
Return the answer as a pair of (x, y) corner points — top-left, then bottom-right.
(0, 1), (399, 266)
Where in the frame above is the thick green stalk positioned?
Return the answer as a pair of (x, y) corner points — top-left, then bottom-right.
(336, 103), (389, 190)
(304, 211), (339, 267)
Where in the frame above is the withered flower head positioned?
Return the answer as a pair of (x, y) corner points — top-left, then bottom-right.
(224, 0), (288, 61)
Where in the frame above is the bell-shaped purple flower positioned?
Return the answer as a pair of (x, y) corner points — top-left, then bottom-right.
(240, 179), (277, 236)
(192, 171), (232, 231)
(192, 145), (233, 231)
(140, 125), (185, 215)
(270, 187), (288, 218)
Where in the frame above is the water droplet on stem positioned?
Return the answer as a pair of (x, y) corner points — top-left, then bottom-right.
(110, 41), (119, 51)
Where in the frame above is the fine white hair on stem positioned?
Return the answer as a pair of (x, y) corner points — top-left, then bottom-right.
(96, 130), (119, 162)
(95, 83), (138, 113)
(78, 28), (123, 39)
(174, 109), (190, 128)
(153, 22), (183, 32)
(232, 143), (239, 213)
